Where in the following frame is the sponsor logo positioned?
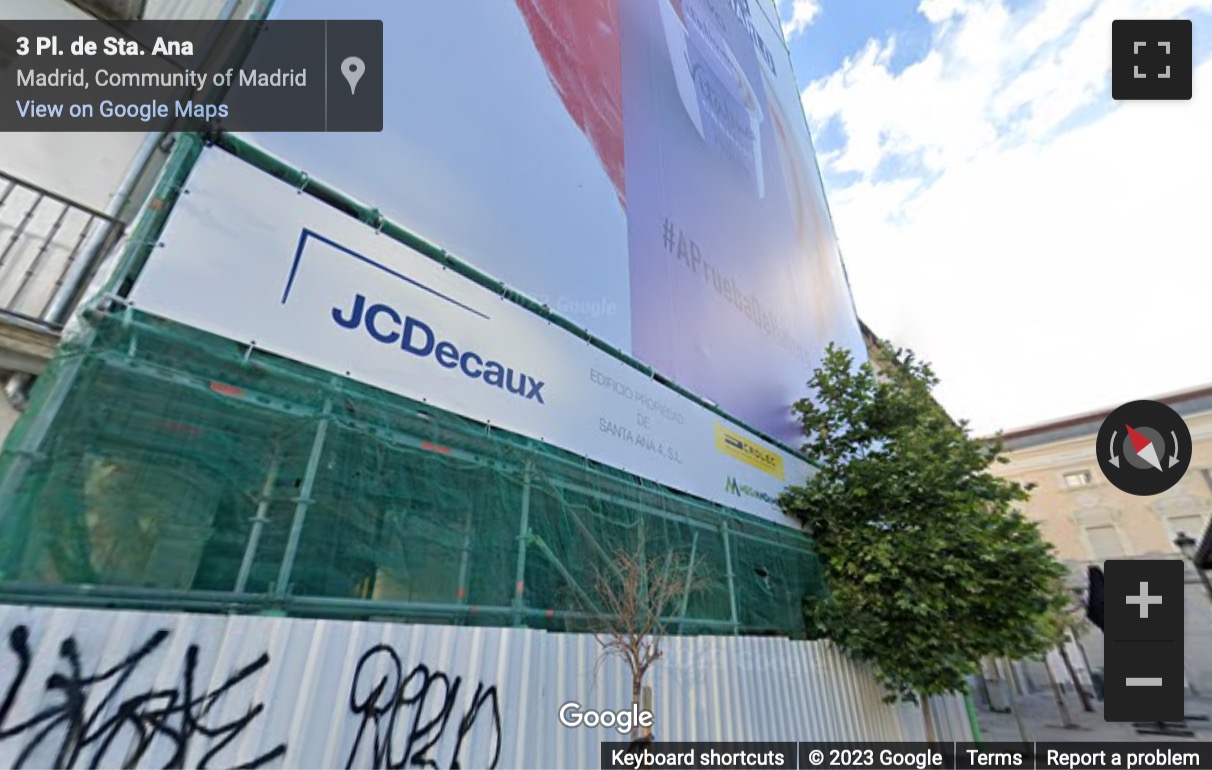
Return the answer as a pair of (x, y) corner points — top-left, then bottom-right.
(713, 424), (784, 479)
(331, 292), (547, 403)
(724, 476), (778, 505)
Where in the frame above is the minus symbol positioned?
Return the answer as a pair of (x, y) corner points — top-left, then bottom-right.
(1125, 678), (1163, 686)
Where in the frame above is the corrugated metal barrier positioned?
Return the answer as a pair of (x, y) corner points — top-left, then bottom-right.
(0, 605), (971, 768)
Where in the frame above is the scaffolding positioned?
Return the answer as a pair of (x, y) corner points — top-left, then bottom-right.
(0, 134), (827, 636)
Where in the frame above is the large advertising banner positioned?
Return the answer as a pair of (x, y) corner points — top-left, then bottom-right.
(246, 0), (864, 447)
(130, 149), (809, 525)
(622, 0), (859, 440)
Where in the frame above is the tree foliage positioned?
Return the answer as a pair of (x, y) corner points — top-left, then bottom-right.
(1038, 574), (1091, 644)
(779, 341), (1069, 702)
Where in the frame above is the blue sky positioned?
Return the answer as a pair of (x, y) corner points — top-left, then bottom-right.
(783, 0), (935, 83)
(775, 0), (1212, 433)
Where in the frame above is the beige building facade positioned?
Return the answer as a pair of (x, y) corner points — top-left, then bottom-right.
(997, 386), (1212, 692)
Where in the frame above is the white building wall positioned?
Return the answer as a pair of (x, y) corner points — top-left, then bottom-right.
(0, 401), (18, 442)
(1, 1), (153, 213)
(0, 604), (972, 769)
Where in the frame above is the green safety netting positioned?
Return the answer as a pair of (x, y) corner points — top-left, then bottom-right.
(0, 141), (827, 637)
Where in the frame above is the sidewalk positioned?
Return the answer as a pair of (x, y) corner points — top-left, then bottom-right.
(976, 691), (1212, 743)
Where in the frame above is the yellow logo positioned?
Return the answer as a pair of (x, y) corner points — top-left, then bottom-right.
(713, 424), (784, 480)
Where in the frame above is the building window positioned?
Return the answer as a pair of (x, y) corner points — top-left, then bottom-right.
(1084, 525), (1126, 560)
(1063, 471), (1093, 488)
(1165, 514), (1209, 546)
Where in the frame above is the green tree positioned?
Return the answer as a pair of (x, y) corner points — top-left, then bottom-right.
(779, 341), (1069, 706)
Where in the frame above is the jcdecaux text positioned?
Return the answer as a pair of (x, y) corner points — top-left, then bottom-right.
(332, 292), (547, 403)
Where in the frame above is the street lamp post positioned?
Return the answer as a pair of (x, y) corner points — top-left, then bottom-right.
(1174, 531), (1212, 603)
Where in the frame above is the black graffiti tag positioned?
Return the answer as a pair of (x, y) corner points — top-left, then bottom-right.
(346, 645), (502, 770)
(0, 624), (287, 769)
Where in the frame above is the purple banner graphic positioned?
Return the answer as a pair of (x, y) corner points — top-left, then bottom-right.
(623, 0), (862, 443)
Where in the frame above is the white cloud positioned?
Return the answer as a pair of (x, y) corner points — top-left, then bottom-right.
(919, 0), (972, 23)
(778, 0), (822, 39)
(803, 0), (1212, 433)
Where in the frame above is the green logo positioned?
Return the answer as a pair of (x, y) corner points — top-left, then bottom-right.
(725, 476), (777, 504)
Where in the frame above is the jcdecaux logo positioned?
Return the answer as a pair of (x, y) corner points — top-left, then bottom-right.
(331, 292), (547, 403)
(281, 230), (548, 405)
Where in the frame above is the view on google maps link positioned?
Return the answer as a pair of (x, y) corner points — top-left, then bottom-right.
(0, 1), (1210, 768)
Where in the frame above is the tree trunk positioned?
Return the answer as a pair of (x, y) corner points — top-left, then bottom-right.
(1057, 642), (1094, 713)
(1071, 631), (1094, 677)
(974, 664), (993, 710)
(1042, 655), (1074, 728)
(1020, 661), (1036, 693)
(632, 677), (643, 740)
(998, 659), (1031, 743)
(921, 697), (938, 746)
(1008, 659), (1027, 696)
(642, 685), (653, 738)
(982, 657), (1009, 713)
(630, 679), (651, 770)
(1070, 631), (1107, 700)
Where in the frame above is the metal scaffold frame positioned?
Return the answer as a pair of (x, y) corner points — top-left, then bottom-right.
(0, 126), (826, 637)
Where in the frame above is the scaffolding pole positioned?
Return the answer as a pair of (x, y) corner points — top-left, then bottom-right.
(274, 400), (332, 599)
(512, 464), (533, 626)
(559, 499), (624, 584)
(677, 531), (700, 629)
(721, 521), (739, 634)
(234, 454), (279, 594)
(532, 534), (600, 614)
(0, 579), (762, 631)
(638, 515), (648, 601)
(455, 495), (474, 606)
(91, 332), (816, 559)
